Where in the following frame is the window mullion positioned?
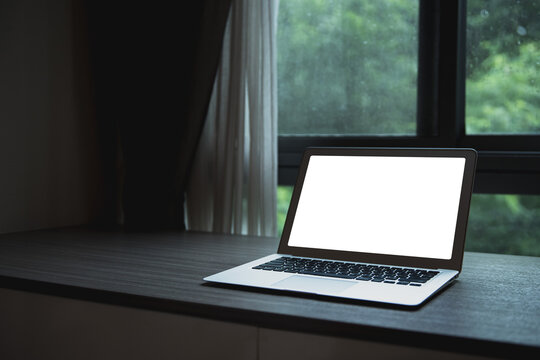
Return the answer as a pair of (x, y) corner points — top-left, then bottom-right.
(436, 0), (461, 147)
(417, 0), (440, 138)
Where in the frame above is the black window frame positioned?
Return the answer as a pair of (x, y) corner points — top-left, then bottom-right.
(278, 0), (540, 195)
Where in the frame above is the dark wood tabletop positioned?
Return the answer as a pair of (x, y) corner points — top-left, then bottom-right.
(0, 227), (539, 358)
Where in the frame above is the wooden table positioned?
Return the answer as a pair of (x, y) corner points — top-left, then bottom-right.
(0, 227), (539, 359)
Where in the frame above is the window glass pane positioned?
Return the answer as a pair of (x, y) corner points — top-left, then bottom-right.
(277, 186), (540, 257)
(277, 0), (418, 135)
(277, 186), (294, 236)
(467, 194), (540, 256)
(466, 0), (540, 134)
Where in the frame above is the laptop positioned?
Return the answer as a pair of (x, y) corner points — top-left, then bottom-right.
(204, 147), (477, 306)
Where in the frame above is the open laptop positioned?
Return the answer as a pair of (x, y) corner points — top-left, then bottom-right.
(204, 147), (477, 306)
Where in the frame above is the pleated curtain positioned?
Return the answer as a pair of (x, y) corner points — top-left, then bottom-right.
(186, 0), (279, 237)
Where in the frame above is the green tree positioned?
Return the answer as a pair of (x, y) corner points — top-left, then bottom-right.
(467, 42), (540, 133)
(278, 0), (418, 135)
(467, 194), (540, 256)
(466, 0), (540, 133)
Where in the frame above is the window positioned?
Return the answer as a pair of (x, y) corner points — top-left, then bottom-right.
(277, 0), (540, 256)
(466, 0), (540, 134)
(278, 0), (418, 135)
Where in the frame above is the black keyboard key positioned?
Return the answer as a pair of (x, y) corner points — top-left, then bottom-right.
(336, 274), (358, 279)
(298, 270), (323, 276)
(357, 276), (372, 281)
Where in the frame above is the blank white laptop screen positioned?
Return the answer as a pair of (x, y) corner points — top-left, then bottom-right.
(287, 155), (466, 260)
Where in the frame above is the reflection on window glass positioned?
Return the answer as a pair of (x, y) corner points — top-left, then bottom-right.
(277, 186), (540, 257)
(466, 0), (540, 134)
(277, 0), (418, 135)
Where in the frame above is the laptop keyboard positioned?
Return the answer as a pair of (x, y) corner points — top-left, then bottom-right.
(252, 257), (439, 286)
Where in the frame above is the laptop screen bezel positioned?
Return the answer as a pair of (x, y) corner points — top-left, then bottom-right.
(277, 147), (477, 272)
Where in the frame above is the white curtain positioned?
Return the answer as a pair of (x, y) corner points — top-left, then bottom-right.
(185, 0), (279, 237)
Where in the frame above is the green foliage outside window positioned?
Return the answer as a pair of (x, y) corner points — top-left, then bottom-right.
(467, 194), (540, 256)
(278, 0), (540, 135)
(278, 0), (418, 135)
(466, 0), (540, 134)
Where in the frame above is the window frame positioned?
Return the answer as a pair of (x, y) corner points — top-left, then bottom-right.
(278, 0), (540, 195)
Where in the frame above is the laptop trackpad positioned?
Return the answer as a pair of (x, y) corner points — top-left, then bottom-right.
(272, 275), (356, 294)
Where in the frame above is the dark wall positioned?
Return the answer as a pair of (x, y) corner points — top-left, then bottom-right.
(0, 0), (104, 233)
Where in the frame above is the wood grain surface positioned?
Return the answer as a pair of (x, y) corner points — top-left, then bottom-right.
(0, 227), (538, 358)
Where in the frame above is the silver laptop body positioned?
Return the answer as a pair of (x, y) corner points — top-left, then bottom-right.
(205, 147), (477, 306)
